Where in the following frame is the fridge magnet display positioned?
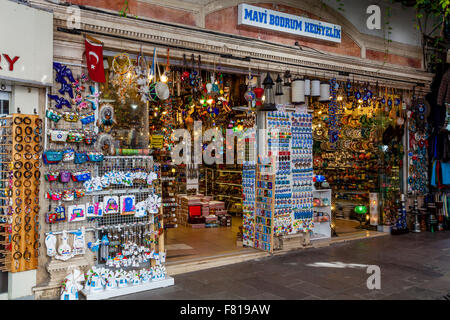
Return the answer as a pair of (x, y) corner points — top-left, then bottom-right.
(103, 196), (119, 214)
(68, 204), (86, 222)
(120, 195), (136, 215)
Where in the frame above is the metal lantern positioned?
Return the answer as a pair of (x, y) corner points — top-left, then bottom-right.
(275, 74), (283, 96)
(260, 73), (277, 111)
(291, 77), (305, 104)
(283, 70), (292, 86)
(311, 80), (321, 96)
(319, 83), (331, 102)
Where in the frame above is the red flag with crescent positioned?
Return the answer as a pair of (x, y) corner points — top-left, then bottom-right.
(85, 36), (106, 83)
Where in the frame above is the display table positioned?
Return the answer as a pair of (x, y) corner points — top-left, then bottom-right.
(81, 276), (175, 300)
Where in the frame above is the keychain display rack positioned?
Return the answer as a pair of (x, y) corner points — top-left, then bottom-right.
(2, 114), (42, 272)
(242, 161), (255, 247)
(0, 116), (12, 272)
(254, 160), (275, 253)
(93, 156), (163, 266)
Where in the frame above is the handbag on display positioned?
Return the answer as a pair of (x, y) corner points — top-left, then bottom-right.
(67, 130), (84, 143)
(80, 112), (95, 125)
(63, 148), (75, 162)
(87, 152), (104, 162)
(63, 112), (79, 122)
(45, 171), (59, 182)
(72, 171), (91, 182)
(43, 150), (64, 165)
(49, 130), (68, 143)
(59, 170), (72, 183)
(74, 152), (88, 164)
(46, 109), (62, 123)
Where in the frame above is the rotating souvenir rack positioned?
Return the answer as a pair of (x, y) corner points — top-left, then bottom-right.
(254, 160), (275, 253)
(3, 114), (42, 272)
(266, 110), (314, 236)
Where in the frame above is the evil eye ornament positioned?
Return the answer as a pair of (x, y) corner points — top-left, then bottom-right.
(387, 98), (392, 107)
(354, 91), (361, 100)
(46, 109), (62, 123)
(48, 94), (72, 109)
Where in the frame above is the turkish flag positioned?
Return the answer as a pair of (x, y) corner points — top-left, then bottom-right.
(85, 36), (106, 83)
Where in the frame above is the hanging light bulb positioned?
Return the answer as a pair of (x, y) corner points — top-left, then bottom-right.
(259, 73), (277, 111)
(275, 74), (283, 96)
(160, 72), (168, 83)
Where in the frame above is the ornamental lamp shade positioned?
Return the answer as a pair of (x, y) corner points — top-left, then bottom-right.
(319, 83), (331, 102)
(291, 78), (305, 104)
(304, 79), (311, 96)
(354, 205), (368, 215)
(253, 87), (264, 107)
(311, 80), (321, 96)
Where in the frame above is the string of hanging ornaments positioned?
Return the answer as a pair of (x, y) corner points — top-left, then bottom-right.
(111, 53), (135, 104)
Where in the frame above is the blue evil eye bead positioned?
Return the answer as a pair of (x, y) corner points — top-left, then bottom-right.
(346, 80), (351, 89)
(395, 98), (401, 106)
(381, 97), (386, 104)
(367, 90), (373, 98)
(388, 98), (392, 107)
(355, 91), (361, 99)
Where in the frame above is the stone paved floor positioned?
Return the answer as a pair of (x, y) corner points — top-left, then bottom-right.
(111, 232), (450, 300)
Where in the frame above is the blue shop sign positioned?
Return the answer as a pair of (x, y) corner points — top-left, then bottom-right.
(237, 4), (341, 43)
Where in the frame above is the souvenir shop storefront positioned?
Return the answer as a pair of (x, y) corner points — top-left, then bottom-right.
(0, 0), (53, 299)
(2, 0), (434, 300)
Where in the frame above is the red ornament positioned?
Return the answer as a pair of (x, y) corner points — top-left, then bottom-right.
(253, 87), (264, 107)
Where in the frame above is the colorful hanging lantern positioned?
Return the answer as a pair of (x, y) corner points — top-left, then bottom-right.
(253, 87), (264, 108)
